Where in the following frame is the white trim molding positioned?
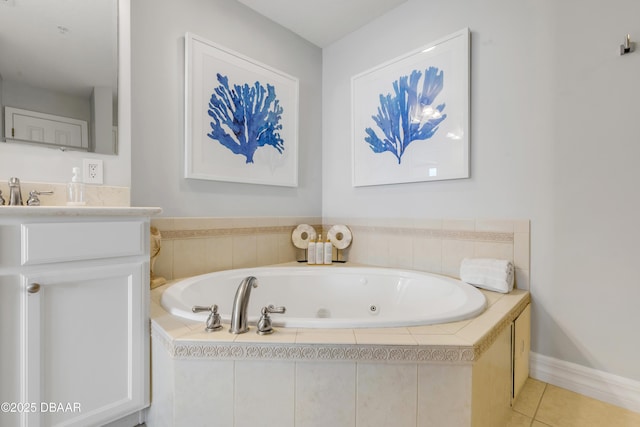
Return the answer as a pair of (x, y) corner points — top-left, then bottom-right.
(530, 352), (640, 413)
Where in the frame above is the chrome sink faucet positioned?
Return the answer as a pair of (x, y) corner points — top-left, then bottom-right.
(229, 276), (258, 334)
(8, 177), (23, 206)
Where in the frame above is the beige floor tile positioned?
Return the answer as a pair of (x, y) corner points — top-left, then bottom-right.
(507, 410), (533, 427)
(531, 422), (551, 427)
(513, 378), (547, 417)
(536, 384), (640, 427)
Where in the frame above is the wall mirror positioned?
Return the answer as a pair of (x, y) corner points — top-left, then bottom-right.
(0, 0), (118, 155)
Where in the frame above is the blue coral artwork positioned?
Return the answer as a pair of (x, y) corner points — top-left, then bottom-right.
(207, 73), (284, 164)
(185, 33), (299, 187)
(351, 28), (470, 187)
(364, 67), (447, 164)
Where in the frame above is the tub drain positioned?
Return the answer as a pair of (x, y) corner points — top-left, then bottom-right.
(369, 305), (378, 314)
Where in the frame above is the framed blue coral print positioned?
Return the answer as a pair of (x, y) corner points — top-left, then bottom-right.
(351, 28), (470, 186)
(185, 33), (298, 186)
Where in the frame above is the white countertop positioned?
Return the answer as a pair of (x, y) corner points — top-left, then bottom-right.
(0, 205), (162, 217)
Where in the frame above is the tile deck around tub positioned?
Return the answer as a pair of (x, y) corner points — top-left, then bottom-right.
(150, 276), (530, 363)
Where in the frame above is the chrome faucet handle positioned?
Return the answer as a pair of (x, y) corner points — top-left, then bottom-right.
(192, 305), (216, 313)
(192, 304), (223, 332)
(266, 305), (286, 314)
(0, 190), (5, 206)
(26, 190), (54, 206)
(257, 305), (287, 335)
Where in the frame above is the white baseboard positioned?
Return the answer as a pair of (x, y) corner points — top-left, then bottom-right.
(102, 410), (145, 427)
(530, 352), (640, 414)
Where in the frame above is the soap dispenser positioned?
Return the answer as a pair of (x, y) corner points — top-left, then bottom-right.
(307, 235), (316, 265)
(315, 234), (324, 264)
(67, 167), (86, 206)
(323, 236), (333, 265)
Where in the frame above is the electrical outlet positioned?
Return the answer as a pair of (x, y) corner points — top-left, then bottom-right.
(83, 159), (104, 184)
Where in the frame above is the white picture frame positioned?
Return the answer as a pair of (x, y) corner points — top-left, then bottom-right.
(185, 33), (299, 187)
(351, 28), (470, 187)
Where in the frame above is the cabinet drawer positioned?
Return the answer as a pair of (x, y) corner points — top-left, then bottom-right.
(21, 221), (145, 265)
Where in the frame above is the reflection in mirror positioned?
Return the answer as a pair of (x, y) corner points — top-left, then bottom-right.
(0, 0), (118, 155)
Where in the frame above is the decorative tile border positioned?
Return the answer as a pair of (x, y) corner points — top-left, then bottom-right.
(157, 224), (513, 243)
(349, 225), (514, 243)
(152, 329), (477, 363)
(151, 293), (530, 364)
(176, 343), (477, 363)
(160, 225), (321, 240)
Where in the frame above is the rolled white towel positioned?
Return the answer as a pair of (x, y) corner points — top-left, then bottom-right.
(460, 258), (514, 293)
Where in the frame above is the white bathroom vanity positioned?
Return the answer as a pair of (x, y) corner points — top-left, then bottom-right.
(0, 206), (160, 427)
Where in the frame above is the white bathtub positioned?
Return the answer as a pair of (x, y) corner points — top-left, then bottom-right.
(161, 265), (486, 328)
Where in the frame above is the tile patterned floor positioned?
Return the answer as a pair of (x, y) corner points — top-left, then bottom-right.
(508, 378), (640, 426)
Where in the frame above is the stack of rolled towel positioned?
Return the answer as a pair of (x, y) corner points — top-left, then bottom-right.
(459, 258), (515, 293)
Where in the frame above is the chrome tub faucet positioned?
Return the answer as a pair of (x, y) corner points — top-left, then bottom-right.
(229, 276), (258, 334)
(8, 177), (23, 206)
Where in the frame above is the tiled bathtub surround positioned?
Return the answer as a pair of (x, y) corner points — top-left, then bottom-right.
(333, 218), (530, 290)
(150, 217), (321, 281)
(149, 281), (531, 426)
(151, 217), (530, 289)
(0, 180), (130, 207)
(148, 218), (531, 426)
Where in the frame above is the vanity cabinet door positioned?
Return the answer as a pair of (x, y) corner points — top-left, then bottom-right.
(21, 262), (148, 427)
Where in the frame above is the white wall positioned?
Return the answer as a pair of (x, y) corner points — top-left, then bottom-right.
(130, 0), (323, 217)
(323, 0), (640, 382)
(129, 0), (640, 383)
(2, 80), (92, 123)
